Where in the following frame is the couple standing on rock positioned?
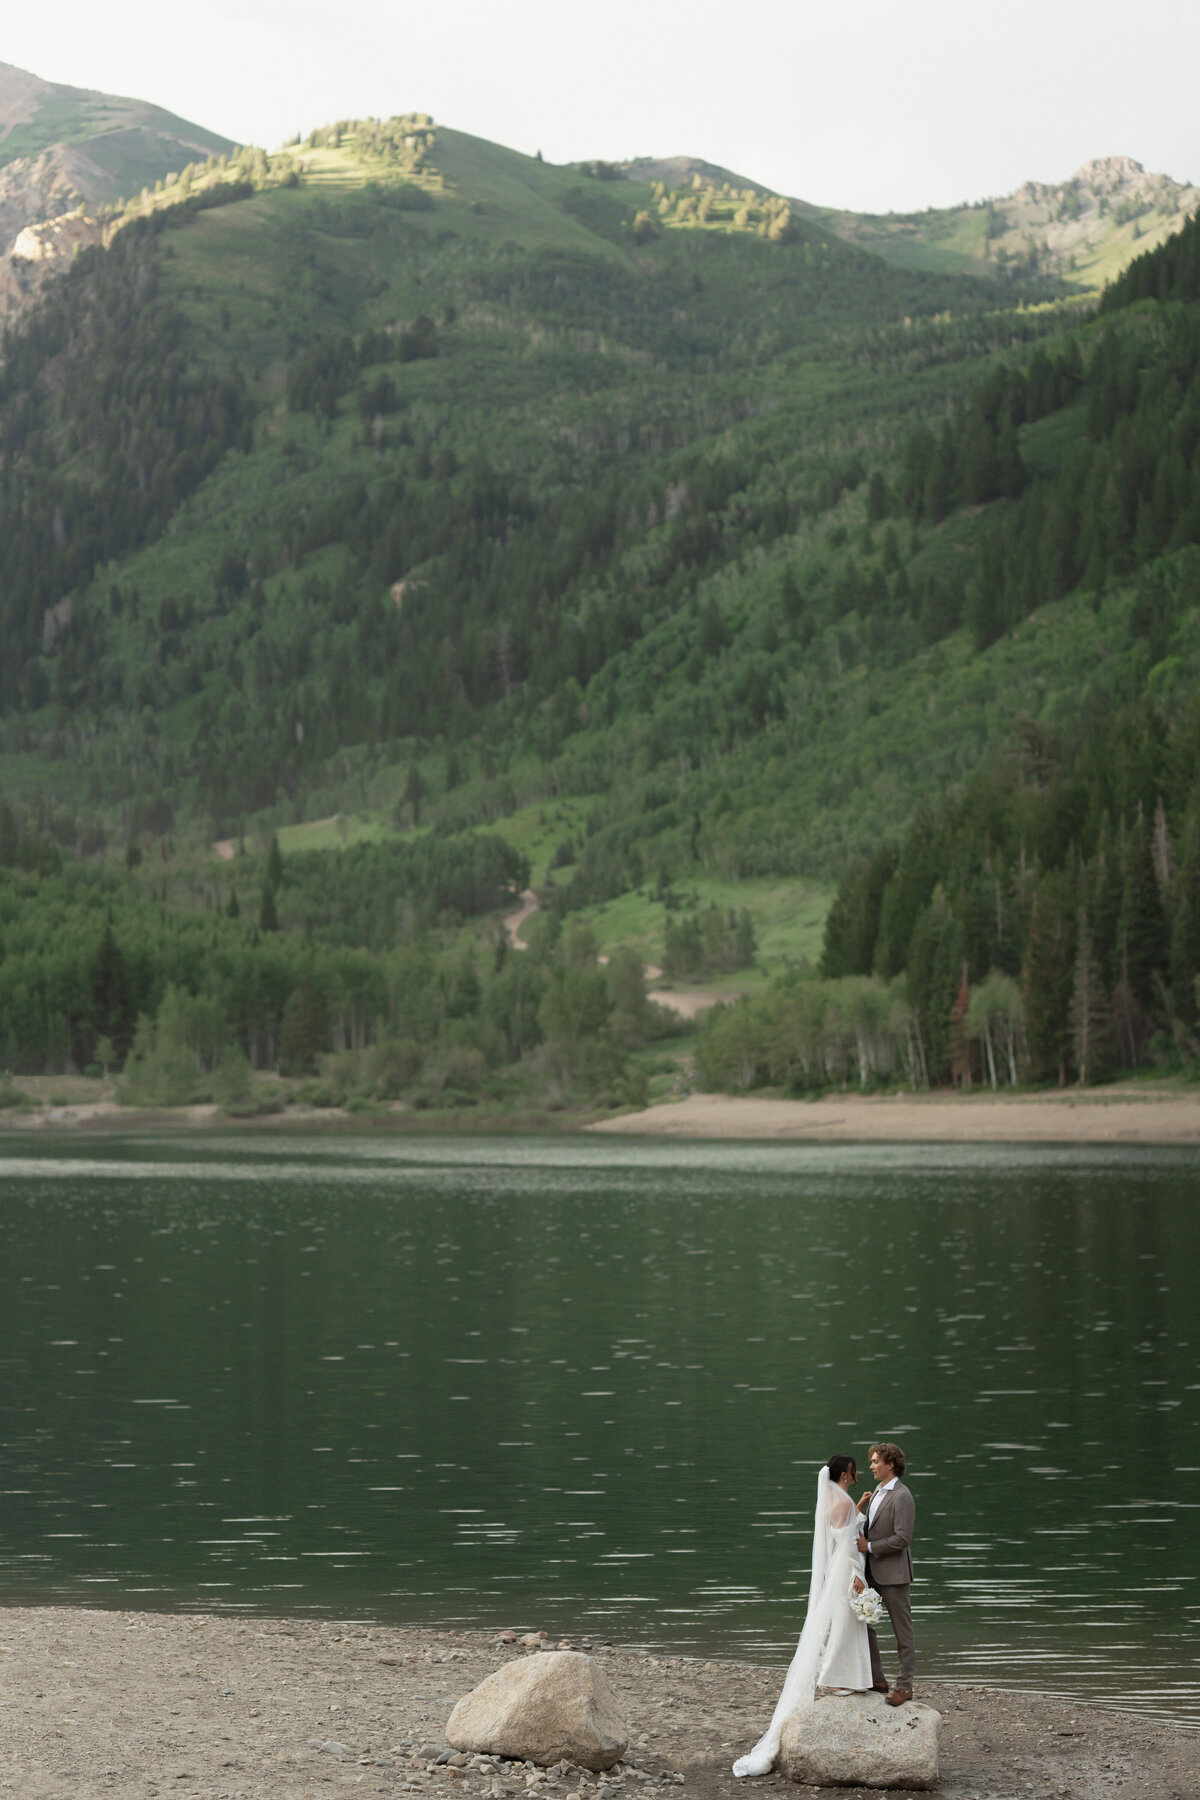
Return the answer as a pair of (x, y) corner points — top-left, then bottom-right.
(733, 1443), (915, 1779)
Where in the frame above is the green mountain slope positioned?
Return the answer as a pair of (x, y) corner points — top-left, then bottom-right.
(3, 121), (1195, 892)
(701, 215), (1200, 1093)
(1, 122), (1199, 1099)
(0, 117), (1048, 847)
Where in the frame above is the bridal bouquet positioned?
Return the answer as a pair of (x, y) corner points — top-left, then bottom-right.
(849, 1583), (886, 1625)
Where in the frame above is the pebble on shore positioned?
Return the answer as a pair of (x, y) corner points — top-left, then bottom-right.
(0, 1609), (1192, 1800)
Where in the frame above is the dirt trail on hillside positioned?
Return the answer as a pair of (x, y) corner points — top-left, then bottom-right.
(502, 889), (540, 948)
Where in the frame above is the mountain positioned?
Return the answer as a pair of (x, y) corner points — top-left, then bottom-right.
(0, 60), (233, 245)
(794, 154), (1200, 290)
(0, 113), (1198, 1100)
(0, 115), (1045, 845)
(607, 152), (1199, 293)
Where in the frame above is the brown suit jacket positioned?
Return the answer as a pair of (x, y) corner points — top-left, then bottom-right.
(864, 1479), (915, 1587)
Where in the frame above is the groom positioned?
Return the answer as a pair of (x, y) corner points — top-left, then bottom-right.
(857, 1441), (916, 1706)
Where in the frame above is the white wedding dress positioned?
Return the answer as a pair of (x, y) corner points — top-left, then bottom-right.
(733, 1470), (872, 1777)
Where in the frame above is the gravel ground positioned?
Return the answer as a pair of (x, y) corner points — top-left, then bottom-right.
(0, 1610), (1193, 1800)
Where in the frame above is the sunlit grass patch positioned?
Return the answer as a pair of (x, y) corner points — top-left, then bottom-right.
(276, 814), (390, 854)
(581, 877), (833, 984)
(488, 797), (600, 886)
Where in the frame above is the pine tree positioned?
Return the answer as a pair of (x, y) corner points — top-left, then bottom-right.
(822, 851), (896, 978)
(995, 415), (1026, 500)
(405, 763), (425, 826)
(90, 922), (136, 1060)
(1069, 908), (1111, 1084)
(266, 833), (284, 889)
(1152, 794), (1175, 897)
(873, 801), (940, 979)
(1088, 826), (1122, 983)
(279, 977), (328, 1075)
(1119, 807), (1167, 1011)
(966, 528), (1006, 650)
(0, 801), (18, 867)
(904, 887), (963, 1084)
(779, 565), (804, 624)
(1110, 943), (1148, 1068)
(866, 471), (887, 521)
(1022, 873), (1076, 1084)
(259, 883), (279, 933)
(1169, 845), (1200, 1031)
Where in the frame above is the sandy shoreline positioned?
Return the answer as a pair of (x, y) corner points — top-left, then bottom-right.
(0, 1609), (1192, 1800)
(1, 1081), (1198, 1144)
(589, 1088), (1200, 1143)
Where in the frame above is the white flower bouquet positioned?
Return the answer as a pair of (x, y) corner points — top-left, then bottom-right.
(849, 1582), (886, 1626)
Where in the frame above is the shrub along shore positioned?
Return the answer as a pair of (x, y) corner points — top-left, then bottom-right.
(2, 1076), (1198, 1141)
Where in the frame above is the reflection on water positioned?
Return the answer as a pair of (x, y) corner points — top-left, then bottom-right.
(0, 1134), (1196, 1726)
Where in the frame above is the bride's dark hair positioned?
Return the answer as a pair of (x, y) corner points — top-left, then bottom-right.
(826, 1454), (857, 1484)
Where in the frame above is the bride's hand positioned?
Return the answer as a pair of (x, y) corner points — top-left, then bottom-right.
(855, 1490), (873, 1512)
(852, 1577), (865, 1594)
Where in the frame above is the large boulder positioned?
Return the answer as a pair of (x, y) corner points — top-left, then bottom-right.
(445, 1651), (629, 1771)
(779, 1692), (940, 1790)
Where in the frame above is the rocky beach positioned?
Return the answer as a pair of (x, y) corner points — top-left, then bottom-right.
(0, 1610), (1192, 1800)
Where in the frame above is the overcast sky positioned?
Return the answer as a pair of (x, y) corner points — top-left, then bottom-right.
(5, 0), (1198, 213)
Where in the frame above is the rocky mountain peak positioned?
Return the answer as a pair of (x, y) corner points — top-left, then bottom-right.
(1072, 154), (1147, 186)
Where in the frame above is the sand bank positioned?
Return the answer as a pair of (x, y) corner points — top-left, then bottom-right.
(589, 1088), (1200, 1143)
(0, 1609), (1190, 1800)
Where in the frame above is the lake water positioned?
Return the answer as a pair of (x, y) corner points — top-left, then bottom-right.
(0, 1133), (1196, 1726)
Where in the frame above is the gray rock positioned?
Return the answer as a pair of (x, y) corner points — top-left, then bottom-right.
(446, 1652), (629, 1772)
(778, 1693), (940, 1791)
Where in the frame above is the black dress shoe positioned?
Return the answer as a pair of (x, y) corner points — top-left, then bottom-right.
(885, 1686), (913, 1707)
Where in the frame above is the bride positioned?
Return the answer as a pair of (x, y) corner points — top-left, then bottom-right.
(733, 1454), (873, 1778)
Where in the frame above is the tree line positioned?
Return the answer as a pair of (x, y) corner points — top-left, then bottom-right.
(0, 830), (669, 1111)
(811, 687), (1200, 1086)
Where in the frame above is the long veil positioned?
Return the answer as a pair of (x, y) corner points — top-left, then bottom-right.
(732, 1469), (841, 1778)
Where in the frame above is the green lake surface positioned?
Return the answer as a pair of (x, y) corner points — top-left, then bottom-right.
(0, 1133), (1196, 1725)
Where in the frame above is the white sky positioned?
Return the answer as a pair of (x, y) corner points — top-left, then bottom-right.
(5, 0), (1198, 214)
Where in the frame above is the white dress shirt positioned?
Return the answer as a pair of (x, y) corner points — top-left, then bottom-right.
(867, 1475), (898, 1551)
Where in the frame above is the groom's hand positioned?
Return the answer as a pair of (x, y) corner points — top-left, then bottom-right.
(857, 1533), (869, 1554)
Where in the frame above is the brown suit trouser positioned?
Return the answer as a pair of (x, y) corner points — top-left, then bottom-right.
(866, 1582), (915, 1690)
